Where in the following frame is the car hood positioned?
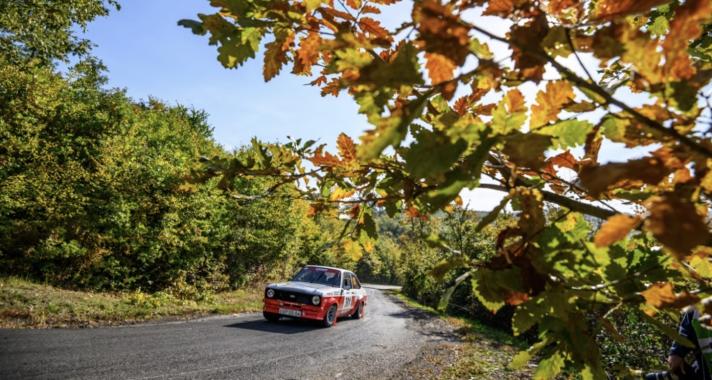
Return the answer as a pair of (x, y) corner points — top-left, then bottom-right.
(267, 281), (341, 297)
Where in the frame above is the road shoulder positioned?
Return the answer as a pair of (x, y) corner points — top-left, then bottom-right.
(383, 290), (532, 380)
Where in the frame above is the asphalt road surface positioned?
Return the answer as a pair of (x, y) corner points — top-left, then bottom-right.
(0, 285), (453, 380)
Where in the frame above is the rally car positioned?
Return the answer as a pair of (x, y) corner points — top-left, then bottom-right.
(263, 265), (367, 327)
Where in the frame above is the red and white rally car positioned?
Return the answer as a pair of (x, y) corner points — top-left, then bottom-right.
(263, 265), (367, 327)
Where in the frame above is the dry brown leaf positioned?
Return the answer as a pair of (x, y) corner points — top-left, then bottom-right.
(594, 214), (641, 247)
(645, 193), (712, 256)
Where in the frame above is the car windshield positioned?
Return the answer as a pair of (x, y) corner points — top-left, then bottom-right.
(291, 267), (341, 287)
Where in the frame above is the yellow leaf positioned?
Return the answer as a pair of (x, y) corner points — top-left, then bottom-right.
(531, 81), (574, 128)
(330, 187), (356, 201)
(594, 214), (641, 247)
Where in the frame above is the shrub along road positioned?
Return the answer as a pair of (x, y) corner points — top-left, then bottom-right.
(0, 286), (461, 380)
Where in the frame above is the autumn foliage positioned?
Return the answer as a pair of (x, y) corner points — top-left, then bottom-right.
(181, 0), (712, 377)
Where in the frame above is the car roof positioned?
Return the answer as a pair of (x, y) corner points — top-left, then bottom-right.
(304, 265), (353, 274)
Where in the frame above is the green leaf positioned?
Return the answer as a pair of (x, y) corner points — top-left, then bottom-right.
(404, 127), (468, 179)
(422, 137), (497, 210)
(177, 19), (206, 35)
(534, 351), (565, 380)
(358, 43), (423, 88)
(492, 94), (527, 135)
(649, 16), (669, 36)
(438, 271), (472, 311)
(511, 338), (551, 370)
(475, 195), (510, 232)
(538, 119), (593, 148)
(358, 94), (429, 161)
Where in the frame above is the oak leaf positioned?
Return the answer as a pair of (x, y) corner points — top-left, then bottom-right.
(594, 0), (669, 20)
(579, 148), (684, 196)
(594, 214), (641, 247)
(509, 16), (549, 82)
(294, 32), (321, 74)
(503, 133), (551, 170)
(310, 149), (342, 167)
(359, 17), (391, 40)
(531, 81), (574, 128)
(645, 193), (712, 256)
(640, 282), (700, 311)
(425, 52), (456, 85)
(263, 36), (289, 82)
(483, 0), (515, 16)
(337, 133), (357, 162)
(414, 0), (471, 66)
(548, 150), (578, 170)
(662, 0), (712, 80)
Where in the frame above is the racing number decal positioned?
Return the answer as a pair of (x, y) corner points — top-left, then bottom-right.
(343, 293), (353, 309)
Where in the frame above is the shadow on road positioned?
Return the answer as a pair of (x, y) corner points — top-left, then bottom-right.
(225, 318), (321, 334)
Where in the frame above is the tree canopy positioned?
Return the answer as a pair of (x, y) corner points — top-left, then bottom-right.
(180, 0), (712, 377)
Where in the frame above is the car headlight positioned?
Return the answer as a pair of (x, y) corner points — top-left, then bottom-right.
(266, 288), (275, 298)
(311, 295), (321, 305)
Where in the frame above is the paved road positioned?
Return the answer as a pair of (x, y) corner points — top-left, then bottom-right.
(0, 286), (447, 380)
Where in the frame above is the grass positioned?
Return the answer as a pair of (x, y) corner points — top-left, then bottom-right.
(389, 291), (532, 379)
(0, 277), (263, 328)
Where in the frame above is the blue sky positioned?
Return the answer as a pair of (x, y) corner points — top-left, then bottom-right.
(83, 1), (365, 149)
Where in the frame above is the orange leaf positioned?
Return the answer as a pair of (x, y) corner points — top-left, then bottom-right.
(453, 95), (471, 115)
(263, 38), (289, 82)
(594, 214), (641, 247)
(346, 0), (362, 8)
(506, 291), (529, 306)
(662, 0), (712, 80)
(640, 282), (700, 311)
(594, 0), (669, 20)
(483, 0), (515, 16)
(310, 148), (342, 167)
(645, 192), (712, 257)
(548, 150), (578, 170)
(506, 88), (526, 113)
(425, 52), (456, 85)
(294, 32), (321, 75)
(361, 5), (381, 14)
(531, 81), (574, 128)
(337, 133), (357, 162)
(579, 147), (684, 196)
(358, 17), (390, 39)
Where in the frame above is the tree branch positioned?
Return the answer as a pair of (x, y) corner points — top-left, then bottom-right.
(478, 183), (616, 220)
(467, 23), (712, 159)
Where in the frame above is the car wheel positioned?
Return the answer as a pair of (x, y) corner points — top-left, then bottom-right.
(322, 304), (337, 327)
(263, 312), (280, 322)
(352, 302), (364, 319)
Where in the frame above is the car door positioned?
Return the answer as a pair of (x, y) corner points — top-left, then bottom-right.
(340, 272), (354, 315)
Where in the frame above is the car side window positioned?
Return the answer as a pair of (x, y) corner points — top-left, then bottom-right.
(351, 274), (361, 289)
(343, 273), (352, 289)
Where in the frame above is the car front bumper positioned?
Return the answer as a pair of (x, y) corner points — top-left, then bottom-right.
(263, 298), (328, 321)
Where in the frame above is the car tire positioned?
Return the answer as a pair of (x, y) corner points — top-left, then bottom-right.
(263, 312), (280, 322)
(352, 302), (364, 319)
(322, 304), (337, 327)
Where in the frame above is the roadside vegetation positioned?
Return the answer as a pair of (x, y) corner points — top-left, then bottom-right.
(0, 277), (261, 328)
